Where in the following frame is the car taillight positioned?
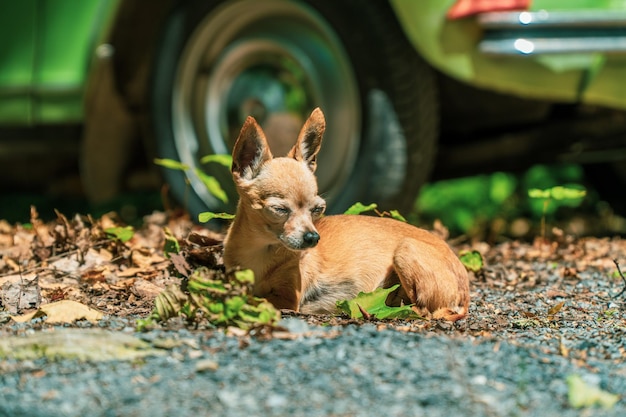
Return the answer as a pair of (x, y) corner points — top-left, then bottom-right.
(447, 0), (531, 19)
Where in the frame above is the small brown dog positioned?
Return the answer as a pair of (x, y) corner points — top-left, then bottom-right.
(223, 108), (469, 320)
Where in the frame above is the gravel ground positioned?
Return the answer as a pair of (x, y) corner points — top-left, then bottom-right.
(1, 214), (626, 416)
(0, 308), (624, 417)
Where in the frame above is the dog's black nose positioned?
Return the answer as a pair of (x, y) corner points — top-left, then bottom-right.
(303, 231), (320, 247)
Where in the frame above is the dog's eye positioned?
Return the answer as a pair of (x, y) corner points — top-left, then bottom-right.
(271, 206), (290, 216)
(311, 205), (325, 216)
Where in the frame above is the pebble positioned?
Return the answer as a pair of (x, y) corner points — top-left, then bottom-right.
(194, 358), (219, 372)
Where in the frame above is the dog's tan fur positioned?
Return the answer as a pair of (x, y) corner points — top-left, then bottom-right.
(223, 108), (470, 320)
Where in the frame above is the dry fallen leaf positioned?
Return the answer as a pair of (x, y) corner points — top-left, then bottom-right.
(170, 253), (192, 277)
(11, 300), (103, 324)
(131, 248), (165, 269)
(117, 267), (144, 278)
(82, 268), (107, 283)
(548, 301), (565, 316)
(132, 279), (163, 299)
(83, 247), (113, 269)
(110, 278), (136, 291)
(1, 273), (40, 314)
(545, 289), (568, 298)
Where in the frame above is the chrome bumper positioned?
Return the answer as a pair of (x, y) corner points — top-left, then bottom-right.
(477, 10), (626, 55)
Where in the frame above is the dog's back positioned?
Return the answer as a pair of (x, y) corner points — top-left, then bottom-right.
(299, 214), (470, 319)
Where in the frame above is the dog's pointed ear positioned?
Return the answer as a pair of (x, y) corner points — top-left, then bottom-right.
(288, 108), (325, 173)
(231, 116), (273, 181)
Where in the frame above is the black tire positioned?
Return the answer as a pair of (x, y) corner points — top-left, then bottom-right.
(151, 0), (438, 218)
(585, 162), (626, 215)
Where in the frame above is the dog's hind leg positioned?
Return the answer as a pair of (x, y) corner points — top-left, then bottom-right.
(392, 238), (469, 321)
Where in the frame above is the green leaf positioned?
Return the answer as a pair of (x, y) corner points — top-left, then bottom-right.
(528, 186), (586, 201)
(154, 158), (189, 171)
(459, 250), (483, 273)
(528, 188), (551, 199)
(104, 226), (134, 243)
(238, 301), (280, 326)
(336, 285), (422, 320)
(489, 172), (516, 204)
(344, 202), (378, 215)
(155, 157), (231, 203)
(180, 303), (196, 319)
(200, 154), (232, 167)
(389, 210), (407, 222)
(198, 211), (235, 223)
(234, 269), (255, 285)
(135, 317), (156, 332)
(206, 301), (225, 316)
(152, 285), (187, 321)
(163, 227), (180, 257)
(225, 296), (246, 319)
(567, 374), (619, 409)
(195, 169), (229, 203)
(550, 186), (586, 201)
(187, 269), (227, 294)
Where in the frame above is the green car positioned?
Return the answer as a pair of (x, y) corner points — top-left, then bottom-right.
(2, 0), (626, 218)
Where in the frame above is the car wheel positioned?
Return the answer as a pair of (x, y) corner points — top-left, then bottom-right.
(585, 162), (626, 215)
(150, 0), (438, 218)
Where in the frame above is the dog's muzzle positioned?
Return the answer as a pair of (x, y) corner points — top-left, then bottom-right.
(280, 230), (320, 250)
(302, 231), (320, 248)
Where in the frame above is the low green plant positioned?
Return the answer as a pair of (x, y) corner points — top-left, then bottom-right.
(416, 172), (517, 236)
(198, 212), (235, 223)
(162, 227), (180, 258)
(137, 224), (279, 331)
(598, 308), (618, 322)
(528, 185), (586, 238)
(138, 267), (280, 331)
(154, 155), (232, 204)
(155, 155), (237, 224)
(344, 202), (407, 222)
(199, 154), (233, 167)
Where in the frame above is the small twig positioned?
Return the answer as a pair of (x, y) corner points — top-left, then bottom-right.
(374, 209), (388, 218)
(611, 259), (626, 299)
